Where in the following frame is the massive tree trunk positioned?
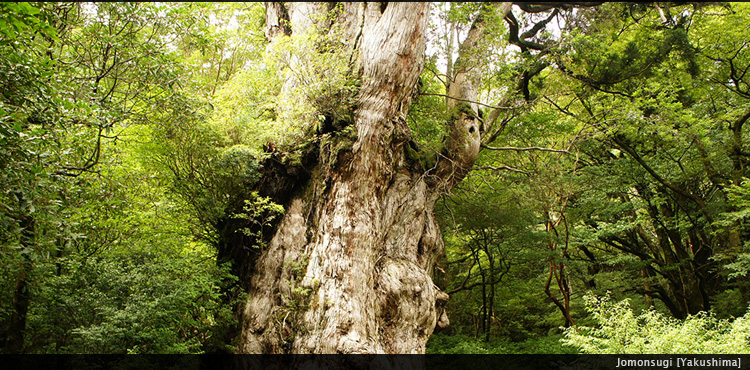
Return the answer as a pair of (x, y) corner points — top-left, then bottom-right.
(235, 2), (482, 354)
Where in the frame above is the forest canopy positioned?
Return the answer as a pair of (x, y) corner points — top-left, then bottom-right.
(2, 1), (750, 355)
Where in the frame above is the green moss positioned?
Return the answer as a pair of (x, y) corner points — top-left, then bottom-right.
(281, 138), (318, 168)
(405, 141), (439, 171)
(449, 101), (477, 121)
(334, 124), (357, 144)
(283, 152), (303, 167)
(323, 124), (358, 167)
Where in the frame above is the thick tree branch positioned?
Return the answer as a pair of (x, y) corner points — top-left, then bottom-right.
(521, 8), (559, 40)
(611, 135), (715, 226)
(475, 165), (530, 175)
(513, 2), (603, 13)
(481, 144), (572, 154)
(420, 93), (511, 111)
(505, 11), (546, 52)
(448, 273), (507, 295)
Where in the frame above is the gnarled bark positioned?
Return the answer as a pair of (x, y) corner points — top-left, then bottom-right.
(236, 2), (477, 354)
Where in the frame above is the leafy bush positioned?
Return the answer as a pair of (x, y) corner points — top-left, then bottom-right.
(426, 334), (504, 354)
(504, 335), (579, 354)
(28, 252), (237, 354)
(562, 293), (750, 354)
(426, 333), (576, 354)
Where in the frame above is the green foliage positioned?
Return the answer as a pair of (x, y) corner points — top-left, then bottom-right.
(427, 334), (502, 354)
(0, 2), (260, 354)
(717, 178), (750, 279)
(146, 106), (265, 243)
(432, 1), (750, 352)
(282, 255), (315, 313)
(233, 192), (285, 249)
(0, 2), (56, 44)
(210, 67), (282, 148)
(427, 333), (576, 354)
(562, 293), (750, 354)
(408, 73), (448, 148)
(266, 23), (359, 145)
(5, 0), (750, 355)
(31, 253), (236, 354)
(175, 3), (267, 99)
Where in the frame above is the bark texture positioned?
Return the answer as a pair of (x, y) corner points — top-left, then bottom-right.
(236, 2), (480, 354)
(5, 211), (33, 354)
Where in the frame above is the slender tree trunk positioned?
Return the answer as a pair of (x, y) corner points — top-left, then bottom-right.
(236, 2), (480, 354)
(482, 231), (496, 342)
(470, 245), (488, 339)
(544, 213), (575, 328)
(5, 212), (34, 354)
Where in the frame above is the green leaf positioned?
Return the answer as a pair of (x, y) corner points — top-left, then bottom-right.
(17, 2), (40, 15)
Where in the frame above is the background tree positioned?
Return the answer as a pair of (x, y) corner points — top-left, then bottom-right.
(0, 2), (242, 354)
(428, 1), (750, 352)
